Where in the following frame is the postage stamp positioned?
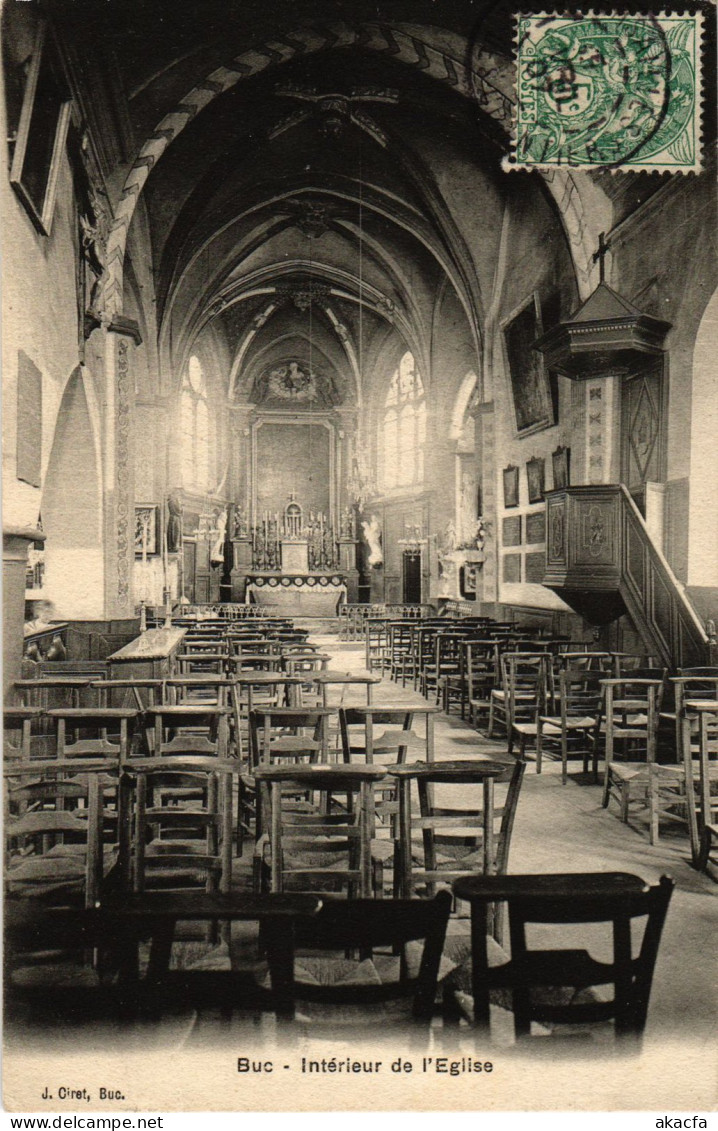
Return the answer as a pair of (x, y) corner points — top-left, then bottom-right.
(509, 12), (703, 172)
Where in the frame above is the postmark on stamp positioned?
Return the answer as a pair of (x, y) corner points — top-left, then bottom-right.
(509, 12), (702, 172)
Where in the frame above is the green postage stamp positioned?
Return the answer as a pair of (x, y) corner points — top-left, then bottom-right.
(511, 12), (703, 172)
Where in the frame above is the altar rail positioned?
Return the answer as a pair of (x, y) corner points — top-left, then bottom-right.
(150, 603), (270, 622)
(339, 604), (434, 641)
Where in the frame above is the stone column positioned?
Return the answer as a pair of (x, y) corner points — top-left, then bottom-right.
(478, 403), (498, 608)
(102, 318), (141, 621)
(232, 402), (254, 520)
(571, 375), (620, 486)
(3, 525), (44, 701)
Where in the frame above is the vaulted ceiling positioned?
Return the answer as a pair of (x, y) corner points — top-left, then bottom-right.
(48, 0), (591, 400)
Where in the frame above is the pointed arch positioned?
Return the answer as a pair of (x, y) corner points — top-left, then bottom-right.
(42, 367), (105, 618)
(102, 22), (608, 317)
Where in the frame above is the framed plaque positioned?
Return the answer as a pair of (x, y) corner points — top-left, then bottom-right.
(503, 465), (519, 508)
(552, 445), (570, 489)
(526, 456), (546, 504)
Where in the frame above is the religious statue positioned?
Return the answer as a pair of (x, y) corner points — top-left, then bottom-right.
(442, 520), (457, 556)
(167, 492), (183, 554)
(232, 504), (249, 539)
(361, 514), (383, 568)
(340, 505), (356, 540)
(210, 508), (227, 565)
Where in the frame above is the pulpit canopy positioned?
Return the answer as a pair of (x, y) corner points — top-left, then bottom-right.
(533, 283), (671, 380)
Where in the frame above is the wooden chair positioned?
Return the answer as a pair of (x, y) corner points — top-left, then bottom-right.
(291, 890), (452, 1022)
(253, 763), (388, 897)
(488, 653), (550, 744)
(420, 631), (469, 702)
(659, 674), (718, 767)
(5, 762), (113, 907)
(388, 622), (417, 687)
(226, 653), (282, 675)
(228, 674), (304, 762)
(241, 707), (333, 849)
(365, 618), (392, 674)
(413, 624), (441, 692)
(601, 678), (665, 825)
(452, 872), (674, 1045)
(161, 675), (230, 708)
(91, 678), (164, 714)
(3, 706), (43, 762)
(249, 707), (332, 770)
(338, 706), (436, 843)
(465, 641), (502, 729)
(85, 891), (321, 1021)
(651, 697), (718, 862)
(535, 669), (604, 783)
(427, 630), (472, 705)
(47, 707), (138, 762)
(119, 756), (238, 895)
(339, 704), (438, 765)
(391, 759), (525, 900)
(281, 652), (331, 705)
(439, 636), (491, 719)
(312, 671), (380, 708)
(143, 704), (231, 759)
(177, 651), (227, 677)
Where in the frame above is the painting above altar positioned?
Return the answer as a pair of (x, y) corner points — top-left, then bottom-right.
(251, 359), (340, 408)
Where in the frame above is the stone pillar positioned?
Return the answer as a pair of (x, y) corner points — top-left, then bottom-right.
(3, 525), (44, 701)
(231, 403), (254, 519)
(583, 375), (620, 486)
(479, 403), (498, 607)
(102, 318), (141, 620)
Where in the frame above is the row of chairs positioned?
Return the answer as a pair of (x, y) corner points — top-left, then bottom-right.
(4, 865), (675, 1046)
(3, 612), (681, 1046)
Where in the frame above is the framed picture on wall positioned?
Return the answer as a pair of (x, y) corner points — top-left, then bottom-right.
(502, 464), (519, 508)
(135, 505), (159, 556)
(9, 25), (71, 235)
(502, 294), (555, 436)
(552, 445), (571, 489)
(526, 456), (545, 504)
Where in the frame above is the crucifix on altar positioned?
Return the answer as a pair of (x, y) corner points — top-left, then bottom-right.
(280, 494), (309, 572)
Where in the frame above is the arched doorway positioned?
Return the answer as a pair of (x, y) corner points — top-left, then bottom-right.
(42, 368), (105, 619)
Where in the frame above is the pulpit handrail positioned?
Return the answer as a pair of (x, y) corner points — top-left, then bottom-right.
(618, 484), (708, 644)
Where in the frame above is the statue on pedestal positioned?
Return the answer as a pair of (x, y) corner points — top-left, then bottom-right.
(340, 505), (356, 540)
(167, 493), (183, 554)
(232, 504), (249, 539)
(361, 514), (383, 568)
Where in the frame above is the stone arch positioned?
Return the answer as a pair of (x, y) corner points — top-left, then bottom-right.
(42, 367), (105, 619)
(687, 286), (718, 590)
(449, 369), (479, 441)
(103, 22), (608, 315)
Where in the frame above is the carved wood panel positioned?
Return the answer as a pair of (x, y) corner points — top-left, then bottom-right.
(621, 362), (665, 506)
(547, 496), (566, 566)
(575, 500), (616, 566)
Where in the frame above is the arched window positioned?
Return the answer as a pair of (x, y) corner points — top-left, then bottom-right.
(180, 356), (210, 490)
(381, 352), (425, 489)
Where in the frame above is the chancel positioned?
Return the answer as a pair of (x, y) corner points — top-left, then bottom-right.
(1, 0), (717, 1107)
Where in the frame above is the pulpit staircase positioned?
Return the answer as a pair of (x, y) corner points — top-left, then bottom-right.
(543, 485), (712, 671)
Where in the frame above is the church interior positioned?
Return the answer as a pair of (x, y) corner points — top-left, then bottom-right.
(2, 0), (717, 1086)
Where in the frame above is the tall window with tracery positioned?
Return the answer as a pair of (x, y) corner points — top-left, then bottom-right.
(381, 351), (426, 489)
(180, 356), (210, 490)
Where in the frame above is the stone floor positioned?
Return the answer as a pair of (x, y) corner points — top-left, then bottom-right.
(309, 632), (718, 1048)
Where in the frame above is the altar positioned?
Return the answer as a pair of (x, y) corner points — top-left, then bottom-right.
(239, 495), (353, 613)
(247, 573), (347, 616)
